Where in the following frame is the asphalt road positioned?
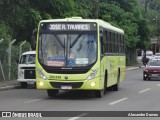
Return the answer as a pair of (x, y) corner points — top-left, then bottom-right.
(0, 68), (160, 120)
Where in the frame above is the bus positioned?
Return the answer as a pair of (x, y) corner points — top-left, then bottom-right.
(32, 17), (125, 98)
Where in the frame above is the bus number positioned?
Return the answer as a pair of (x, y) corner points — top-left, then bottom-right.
(50, 75), (61, 79)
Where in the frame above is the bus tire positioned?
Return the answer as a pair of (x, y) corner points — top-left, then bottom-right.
(112, 70), (120, 91)
(95, 74), (106, 98)
(47, 90), (58, 97)
(104, 71), (108, 94)
(95, 89), (104, 98)
(20, 82), (28, 88)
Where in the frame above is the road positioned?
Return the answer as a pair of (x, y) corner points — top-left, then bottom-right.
(0, 68), (160, 120)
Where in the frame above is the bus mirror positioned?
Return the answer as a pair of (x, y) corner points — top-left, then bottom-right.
(31, 29), (37, 50)
(100, 29), (103, 37)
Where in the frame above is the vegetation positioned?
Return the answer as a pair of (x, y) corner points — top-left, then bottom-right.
(0, 0), (160, 79)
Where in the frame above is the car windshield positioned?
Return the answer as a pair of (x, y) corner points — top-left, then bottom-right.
(155, 53), (160, 56)
(38, 33), (97, 67)
(146, 53), (152, 56)
(147, 60), (160, 66)
(20, 54), (35, 64)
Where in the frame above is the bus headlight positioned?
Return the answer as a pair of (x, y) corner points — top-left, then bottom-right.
(37, 69), (47, 80)
(87, 69), (98, 80)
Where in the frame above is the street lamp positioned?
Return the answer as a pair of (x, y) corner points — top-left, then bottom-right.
(153, 16), (158, 53)
(153, 16), (158, 37)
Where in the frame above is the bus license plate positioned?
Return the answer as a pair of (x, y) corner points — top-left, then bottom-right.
(61, 85), (72, 89)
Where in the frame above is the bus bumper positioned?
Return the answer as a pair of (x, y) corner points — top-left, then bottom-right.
(36, 77), (102, 90)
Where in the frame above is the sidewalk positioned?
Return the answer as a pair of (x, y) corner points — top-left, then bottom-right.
(0, 64), (144, 91)
(126, 62), (144, 71)
(0, 80), (20, 91)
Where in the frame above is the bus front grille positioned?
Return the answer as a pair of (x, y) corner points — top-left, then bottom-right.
(50, 82), (83, 88)
(45, 69), (89, 74)
(24, 70), (36, 79)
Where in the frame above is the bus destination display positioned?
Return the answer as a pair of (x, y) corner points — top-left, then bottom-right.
(40, 23), (97, 31)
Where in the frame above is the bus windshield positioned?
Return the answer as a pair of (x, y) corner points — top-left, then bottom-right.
(38, 32), (97, 67)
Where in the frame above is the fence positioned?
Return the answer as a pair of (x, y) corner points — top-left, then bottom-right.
(0, 38), (31, 81)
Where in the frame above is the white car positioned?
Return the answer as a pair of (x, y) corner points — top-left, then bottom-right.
(17, 51), (36, 88)
(146, 51), (154, 60)
(154, 53), (160, 59)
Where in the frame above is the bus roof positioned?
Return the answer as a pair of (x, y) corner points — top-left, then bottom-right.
(22, 51), (36, 55)
(39, 17), (124, 34)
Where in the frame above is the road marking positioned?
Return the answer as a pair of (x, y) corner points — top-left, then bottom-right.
(68, 113), (88, 120)
(138, 88), (151, 93)
(24, 99), (41, 103)
(157, 84), (160, 86)
(109, 97), (128, 105)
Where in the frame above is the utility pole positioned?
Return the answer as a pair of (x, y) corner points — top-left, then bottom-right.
(95, 0), (99, 19)
(142, 0), (151, 65)
(153, 16), (158, 53)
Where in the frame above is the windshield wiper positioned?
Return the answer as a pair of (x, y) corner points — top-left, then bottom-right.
(54, 34), (65, 48)
(70, 34), (82, 48)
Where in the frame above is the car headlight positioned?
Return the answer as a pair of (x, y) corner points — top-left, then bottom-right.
(37, 69), (47, 80)
(144, 69), (148, 72)
(87, 69), (98, 80)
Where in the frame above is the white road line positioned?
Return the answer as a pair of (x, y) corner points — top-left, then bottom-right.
(138, 88), (151, 93)
(68, 113), (88, 120)
(157, 84), (160, 86)
(109, 97), (128, 105)
(24, 99), (41, 103)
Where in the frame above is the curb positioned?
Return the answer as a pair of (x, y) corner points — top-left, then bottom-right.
(0, 85), (20, 91)
(126, 66), (144, 71)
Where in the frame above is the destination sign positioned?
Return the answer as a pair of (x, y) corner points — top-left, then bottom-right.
(40, 22), (97, 31)
(49, 24), (90, 30)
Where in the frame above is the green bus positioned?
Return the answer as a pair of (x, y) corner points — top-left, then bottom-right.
(32, 17), (125, 98)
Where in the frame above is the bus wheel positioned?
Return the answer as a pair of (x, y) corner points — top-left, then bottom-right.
(20, 82), (28, 88)
(112, 82), (119, 91)
(104, 72), (108, 94)
(47, 90), (59, 97)
(95, 79), (106, 98)
(95, 89), (104, 98)
(112, 72), (120, 91)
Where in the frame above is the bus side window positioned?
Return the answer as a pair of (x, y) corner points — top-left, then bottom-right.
(100, 29), (104, 55)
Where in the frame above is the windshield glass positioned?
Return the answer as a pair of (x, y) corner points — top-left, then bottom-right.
(155, 53), (160, 56)
(20, 54), (35, 64)
(146, 53), (153, 56)
(38, 33), (97, 67)
(148, 60), (160, 66)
